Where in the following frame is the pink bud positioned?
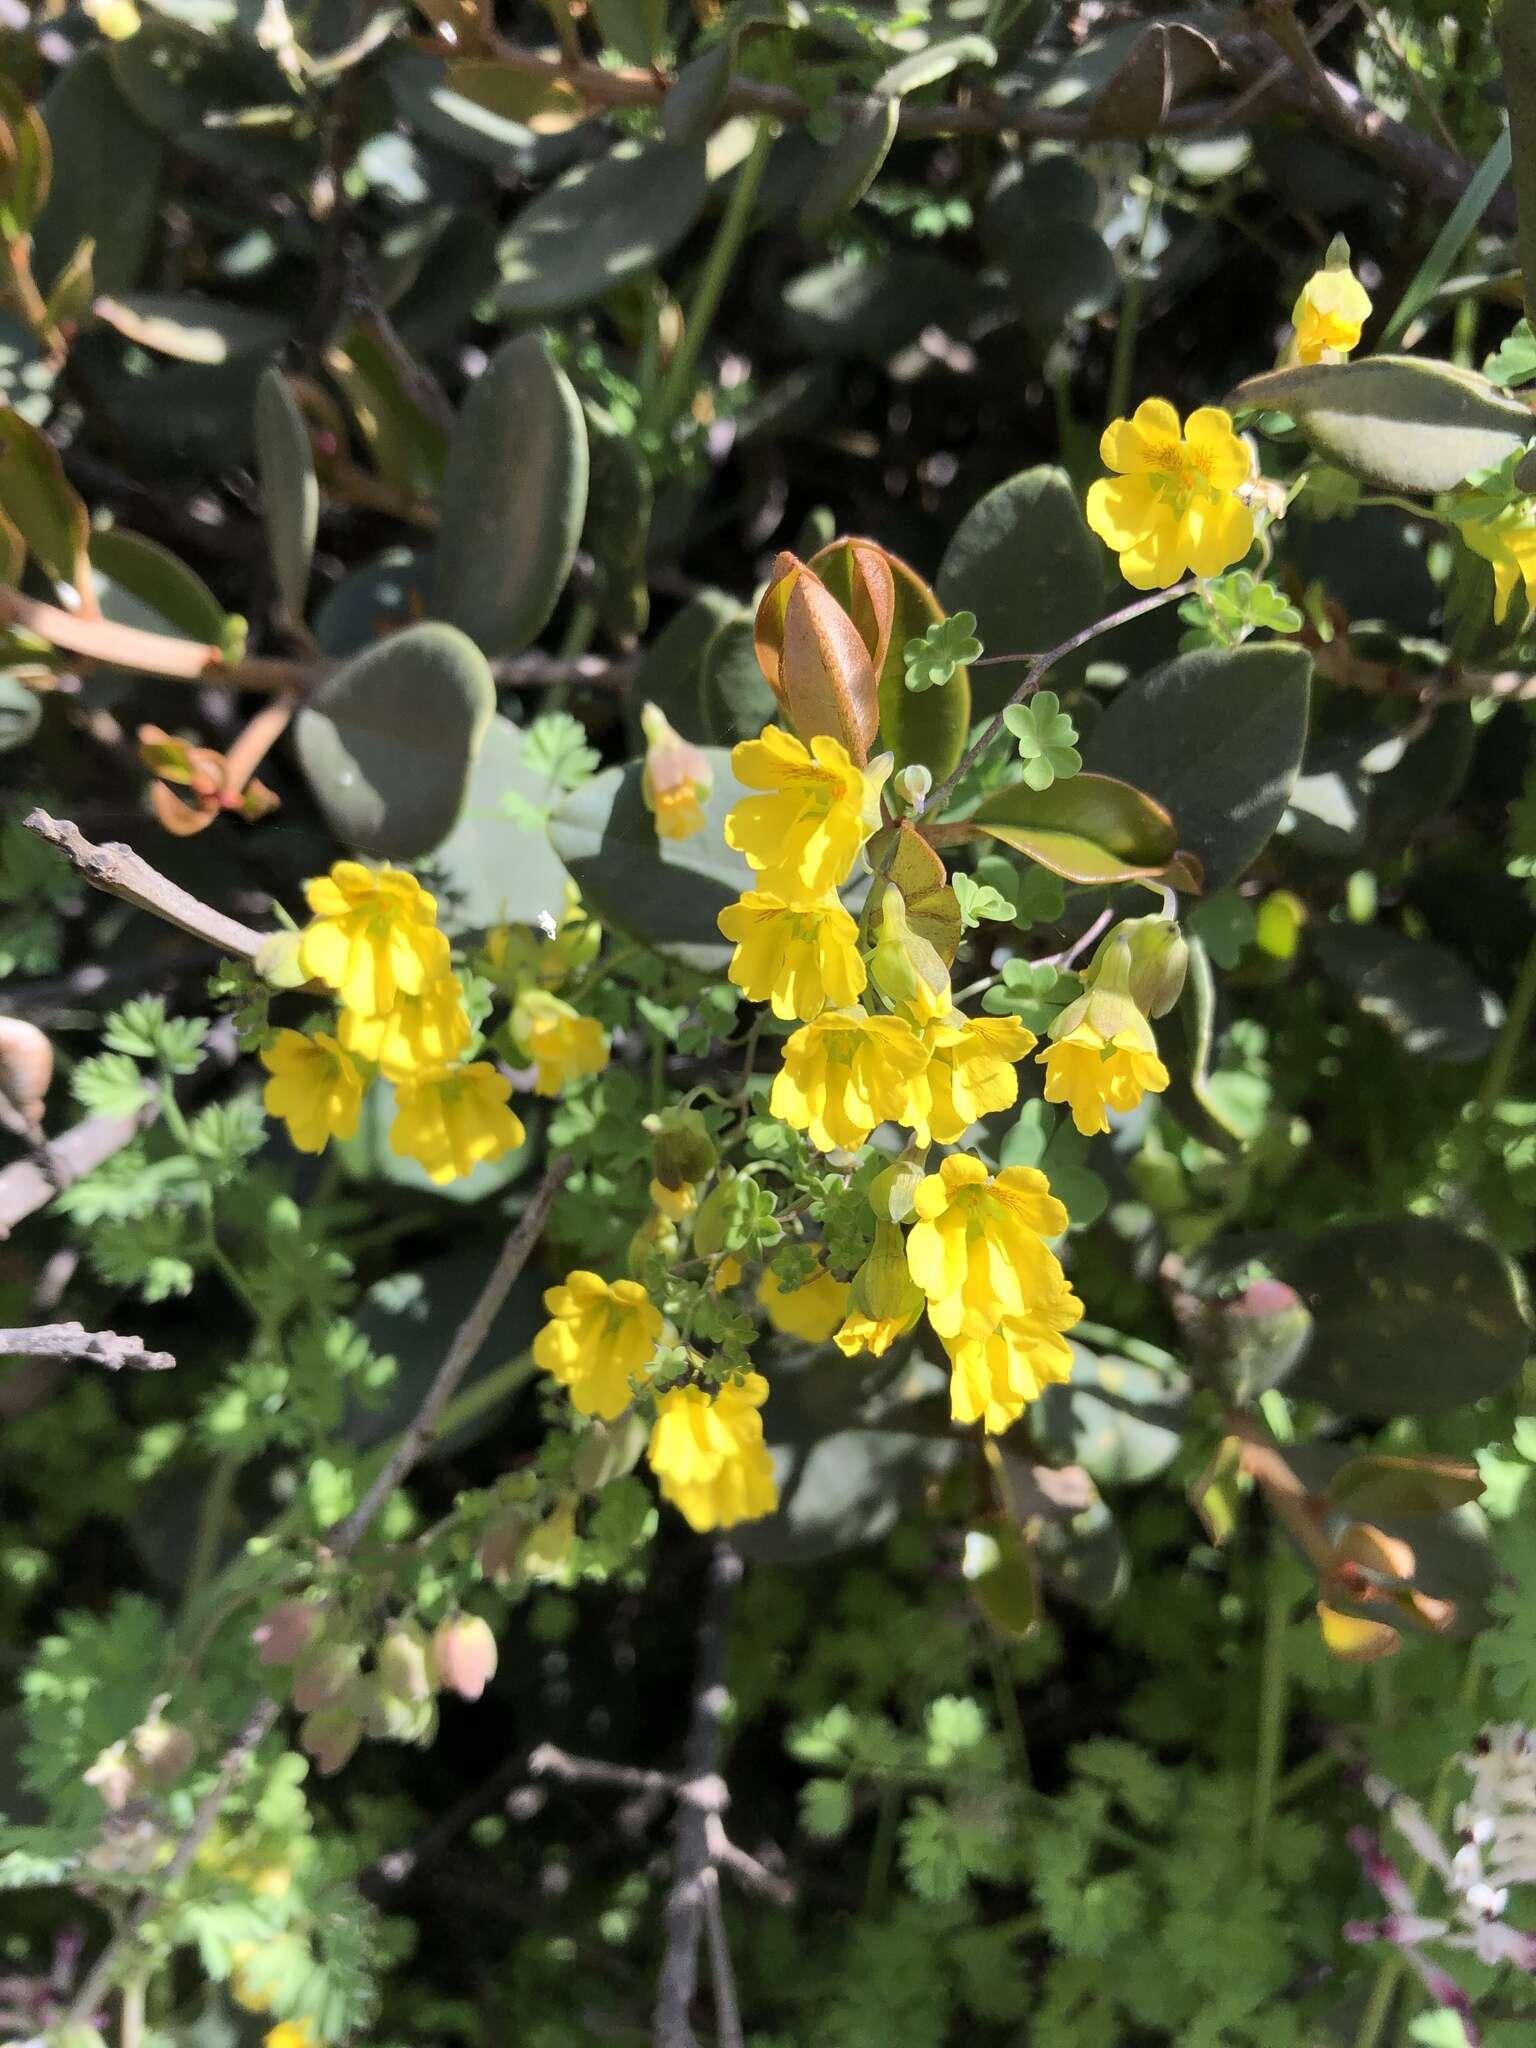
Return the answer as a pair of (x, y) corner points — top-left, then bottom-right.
(299, 1704), (362, 1777)
(83, 1742), (139, 1812)
(251, 1599), (324, 1667)
(290, 1642), (360, 1714)
(433, 1614), (498, 1702)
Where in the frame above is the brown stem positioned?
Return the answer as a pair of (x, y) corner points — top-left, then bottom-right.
(327, 1156), (575, 1553)
(0, 583), (319, 693)
(220, 693), (299, 803)
(1226, 1410), (1336, 1573)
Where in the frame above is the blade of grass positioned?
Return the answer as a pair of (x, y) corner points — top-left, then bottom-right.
(1375, 126), (1512, 350)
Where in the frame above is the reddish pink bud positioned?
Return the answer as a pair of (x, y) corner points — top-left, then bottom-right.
(299, 1704), (362, 1776)
(433, 1614), (498, 1702)
(251, 1599), (324, 1667)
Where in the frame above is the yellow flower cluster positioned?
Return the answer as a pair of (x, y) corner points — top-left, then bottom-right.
(261, 863), (525, 1185)
(906, 1155), (1082, 1432)
(530, 1265), (779, 1531)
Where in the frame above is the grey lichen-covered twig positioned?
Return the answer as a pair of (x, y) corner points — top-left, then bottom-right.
(654, 1540), (745, 2048)
(0, 1322), (175, 1371)
(23, 811), (269, 965)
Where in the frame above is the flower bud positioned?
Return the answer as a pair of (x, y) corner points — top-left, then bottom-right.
(0, 1016), (52, 1136)
(376, 1620), (436, 1704)
(251, 1599), (324, 1667)
(628, 1205), (680, 1272)
(853, 1222), (924, 1327)
(1086, 916), (1188, 1019)
(640, 703), (714, 842)
(289, 1641), (361, 1714)
(299, 1703), (362, 1776)
(691, 1171), (737, 1257)
(754, 553), (881, 762)
(869, 1156), (926, 1223)
(479, 1504), (527, 1582)
(433, 1614), (499, 1701)
(891, 763), (932, 814)
(644, 1106), (717, 1190)
(573, 1408), (650, 1493)
(523, 1497), (578, 1580)
(253, 928), (308, 990)
(130, 1710), (196, 1786)
(867, 887), (951, 1024)
(84, 1740), (140, 1812)
(1049, 931), (1154, 1049)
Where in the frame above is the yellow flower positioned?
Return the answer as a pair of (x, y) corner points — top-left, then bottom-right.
(298, 861), (450, 1015)
(906, 1153), (1069, 1344)
(769, 1006), (929, 1153)
(641, 702), (714, 842)
(389, 1061), (526, 1184)
(1037, 1022), (1171, 1138)
(85, 0), (141, 34)
(533, 1271), (663, 1419)
(511, 989), (609, 1098)
(1292, 265), (1371, 364)
(1038, 925), (1171, 1136)
(260, 1029), (364, 1154)
(1459, 508), (1536, 624)
(650, 1176), (697, 1222)
(834, 1223), (924, 1358)
(712, 1254), (743, 1292)
(910, 1012), (1035, 1146)
(647, 1374), (778, 1531)
(265, 2026), (317, 2048)
(337, 976), (470, 1080)
(944, 1290), (1081, 1433)
(716, 891), (867, 1021)
(757, 1260), (850, 1342)
(1086, 400), (1255, 590)
(725, 725), (883, 896)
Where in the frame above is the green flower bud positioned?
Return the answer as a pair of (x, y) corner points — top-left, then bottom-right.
(253, 929), (308, 990)
(892, 763), (932, 813)
(572, 1409), (650, 1493)
(866, 887), (950, 1023)
(1085, 916), (1188, 1019)
(130, 1710), (196, 1786)
(377, 1620), (436, 1704)
(1051, 931), (1155, 1049)
(869, 1155), (926, 1223)
(851, 1222), (924, 1325)
(479, 1504), (527, 1582)
(643, 1106), (717, 1190)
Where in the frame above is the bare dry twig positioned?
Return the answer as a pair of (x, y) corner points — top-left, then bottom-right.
(0, 1322), (175, 1371)
(23, 811), (270, 965)
(62, 1153), (576, 2028)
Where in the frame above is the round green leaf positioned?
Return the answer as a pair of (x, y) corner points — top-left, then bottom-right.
(88, 529), (229, 646)
(420, 715), (571, 938)
(798, 95), (900, 238)
(495, 140), (709, 318)
(93, 292), (289, 366)
(1227, 355), (1532, 495)
(1314, 925), (1499, 1065)
(957, 771), (1183, 886)
(434, 332), (588, 657)
(314, 547), (431, 658)
(627, 587), (740, 746)
(1034, 1346), (1189, 1486)
(581, 400), (652, 644)
(937, 467), (1106, 712)
(1087, 643), (1312, 889)
(35, 49), (163, 295)
(1280, 1217), (1528, 1417)
(295, 622), (496, 859)
(660, 42), (736, 146)
(254, 366), (318, 625)
(548, 748), (752, 964)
